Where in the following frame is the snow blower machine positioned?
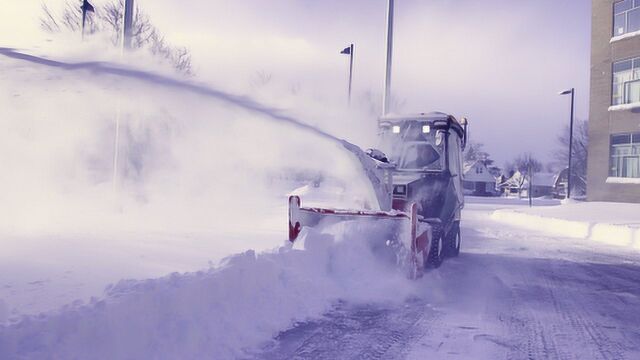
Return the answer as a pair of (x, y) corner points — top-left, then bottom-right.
(288, 112), (468, 278)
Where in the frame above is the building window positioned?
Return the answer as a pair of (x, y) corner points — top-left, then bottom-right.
(610, 133), (640, 178)
(613, 0), (640, 36)
(612, 57), (640, 105)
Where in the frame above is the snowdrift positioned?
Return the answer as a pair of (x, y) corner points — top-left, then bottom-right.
(0, 223), (418, 359)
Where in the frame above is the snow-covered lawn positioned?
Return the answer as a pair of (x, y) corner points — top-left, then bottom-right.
(0, 222), (284, 319)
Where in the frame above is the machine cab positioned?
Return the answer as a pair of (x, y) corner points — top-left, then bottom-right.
(377, 112), (467, 175)
(376, 112), (468, 224)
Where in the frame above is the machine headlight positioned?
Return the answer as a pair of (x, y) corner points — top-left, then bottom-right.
(392, 125), (401, 134)
(393, 185), (407, 195)
(422, 125), (431, 133)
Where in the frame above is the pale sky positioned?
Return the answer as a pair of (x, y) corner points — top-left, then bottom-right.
(1, 0), (592, 166)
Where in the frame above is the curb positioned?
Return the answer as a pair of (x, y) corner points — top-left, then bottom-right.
(490, 209), (640, 250)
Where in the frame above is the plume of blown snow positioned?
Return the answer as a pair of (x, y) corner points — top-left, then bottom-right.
(0, 34), (380, 236)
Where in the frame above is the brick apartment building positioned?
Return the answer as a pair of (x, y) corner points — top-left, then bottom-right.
(587, 0), (640, 202)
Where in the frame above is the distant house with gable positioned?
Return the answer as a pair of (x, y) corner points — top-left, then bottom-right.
(528, 173), (557, 197)
(500, 170), (569, 198)
(463, 160), (498, 196)
(500, 170), (526, 197)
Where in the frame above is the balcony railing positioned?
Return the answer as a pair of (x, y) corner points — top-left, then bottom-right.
(624, 79), (640, 104)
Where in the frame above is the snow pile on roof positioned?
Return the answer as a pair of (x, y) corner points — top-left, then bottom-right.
(491, 201), (640, 249)
(0, 222), (418, 359)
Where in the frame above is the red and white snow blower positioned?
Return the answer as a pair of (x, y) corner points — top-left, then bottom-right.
(288, 113), (468, 278)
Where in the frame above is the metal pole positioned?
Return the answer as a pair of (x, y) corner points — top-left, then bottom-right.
(382, 0), (394, 115)
(82, 9), (87, 41)
(123, 0), (135, 50)
(567, 88), (575, 199)
(528, 161), (533, 207)
(112, 103), (121, 195)
(348, 43), (354, 105)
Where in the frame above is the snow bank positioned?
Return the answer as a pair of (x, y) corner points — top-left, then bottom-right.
(491, 201), (640, 250)
(0, 222), (417, 359)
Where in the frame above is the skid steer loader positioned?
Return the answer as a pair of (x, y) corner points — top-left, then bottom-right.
(288, 112), (468, 277)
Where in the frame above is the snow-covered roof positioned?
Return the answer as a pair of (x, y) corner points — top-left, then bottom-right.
(463, 160), (497, 183)
(500, 171), (559, 188)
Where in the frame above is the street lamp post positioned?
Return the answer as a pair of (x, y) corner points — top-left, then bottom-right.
(559, 88), (575, 200)
(81, 0), (95, 41)
(340, 44), (355, 105)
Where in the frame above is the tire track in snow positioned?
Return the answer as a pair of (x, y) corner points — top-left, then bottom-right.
(248, 298), (436, 360)
(502, 255), (637, 359)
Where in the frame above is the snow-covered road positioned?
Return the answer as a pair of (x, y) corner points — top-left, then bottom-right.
(250, 198), (640, 360)
(3, 49), (636, 359)
(2, 197), (640, 359)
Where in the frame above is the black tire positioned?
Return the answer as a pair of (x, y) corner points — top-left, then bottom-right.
(425, 233), (444, 269)
(445, 222), (461, 257)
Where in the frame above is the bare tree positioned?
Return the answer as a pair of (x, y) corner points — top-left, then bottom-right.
(463, 141), (494, 166)
(503, 153), (543, 197)
(41, 2), (99, 34)
(505, 153), (543, 175)
(40, 4), (61, 33)
(554, 119), (588, 195)
(40, 1), (192, 75)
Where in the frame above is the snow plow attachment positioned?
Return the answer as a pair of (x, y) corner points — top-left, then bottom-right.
(288, 195), (431, 278)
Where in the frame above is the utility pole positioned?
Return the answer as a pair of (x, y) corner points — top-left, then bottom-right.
(123, 0), (135, 50)
(382, 0), (395, 115)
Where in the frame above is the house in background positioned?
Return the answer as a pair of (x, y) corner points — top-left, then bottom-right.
(499, 171), (526, 197)
(500, 170), (569, 198)
(463, 160), (497, 196)
(528, 173), (557, 198)
(551, 168), (569, 199)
